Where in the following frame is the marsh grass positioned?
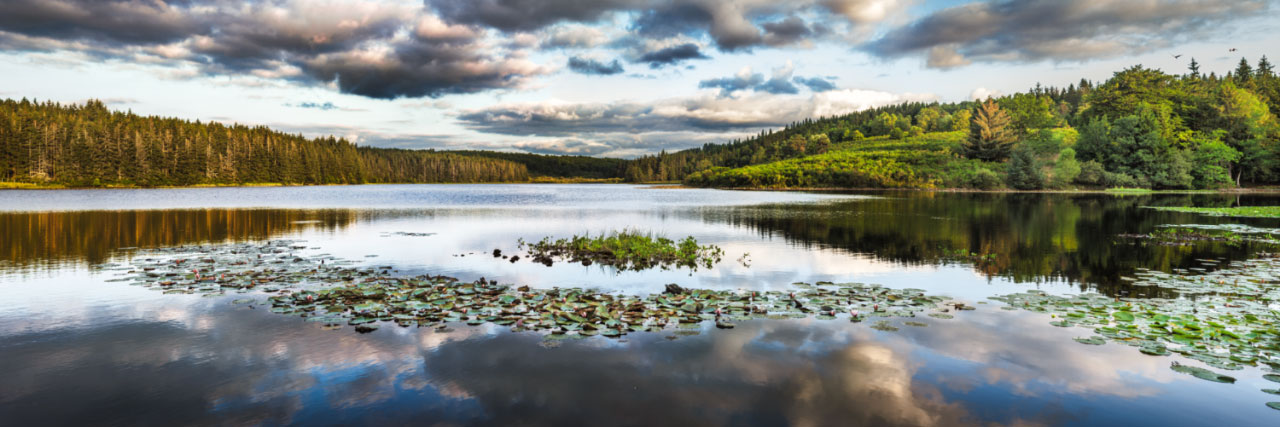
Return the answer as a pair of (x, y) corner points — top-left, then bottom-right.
(519, 230), (724, 271)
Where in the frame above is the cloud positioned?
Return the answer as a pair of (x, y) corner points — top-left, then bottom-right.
(567, 56), (625, 75)
(970, 87), (1002, 101)
(635, 43), (709, 68)
(513, 138), (616, 156)
(0, 1), (550, 99)
(761, 16), (821, 47)
(426, 0), (643, 33)
(756, 61), (800, 94)
(429, 0), (903, 53)
(698, 67), (765, 94)
(864, 0), (1271, 68)
(699, 62), (835, 97)
(793, 76), (837, 92)
(454, 88), (934, 155)
(293, 102), (339, 111)
(540, 25), (609, 49)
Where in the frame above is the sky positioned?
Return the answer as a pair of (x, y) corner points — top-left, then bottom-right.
(1, 0), (1278, 158)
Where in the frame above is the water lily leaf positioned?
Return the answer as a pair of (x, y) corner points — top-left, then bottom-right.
(1074, 336), (1106, 345)
(1170, 363), (1236, 383)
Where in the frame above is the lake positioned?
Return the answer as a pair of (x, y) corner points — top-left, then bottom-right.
(1, 184), (1278, 426)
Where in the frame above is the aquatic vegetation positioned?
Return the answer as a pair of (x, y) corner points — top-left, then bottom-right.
(992, 254), (1280, 400)
(517, 231), (725, 271)
(108, 241), (968, 340)
(1120, 227), (1249, 246)
(1153, 206), (1280, 219)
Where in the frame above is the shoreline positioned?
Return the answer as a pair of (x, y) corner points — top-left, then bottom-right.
(0, 179), (632, 191)
(5, 180), (1280, 195)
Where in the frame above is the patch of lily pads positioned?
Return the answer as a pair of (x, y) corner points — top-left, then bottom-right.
(1152, 206), (1280, 219)
(992, 253), (1280, 404)
(108, 240), (970, 341)
(1119, 224), (1280, 246)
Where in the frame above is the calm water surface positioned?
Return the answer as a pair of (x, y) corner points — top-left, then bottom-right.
(2, 184), (1279, 426)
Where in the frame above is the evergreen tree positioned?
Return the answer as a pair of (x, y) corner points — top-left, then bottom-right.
(1188, 58), (1200, 78)
(1257, 56), (1274, 79)
(1235, 58), (1254, 84)
(1006, 146), (1043, 190)
(961, 99), (1017, 161)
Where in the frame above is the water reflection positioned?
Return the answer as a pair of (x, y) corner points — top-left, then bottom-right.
(704, 192), (1280, 294)
(0, 209), (361, 273)
(1, 295), (1271, 426)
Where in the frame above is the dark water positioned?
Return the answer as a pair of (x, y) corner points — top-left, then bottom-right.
(1, 185), (1278, 426)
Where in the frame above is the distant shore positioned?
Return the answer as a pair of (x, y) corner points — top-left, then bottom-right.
(6, 180), (1279, 194)
(0, 178), (629, 190)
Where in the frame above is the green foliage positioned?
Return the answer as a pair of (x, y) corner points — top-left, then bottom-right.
(1000, 93), (1058, 131)
(1083, 65), (1177, 122)
(1006, 146), (1044, 190)
(1049, 148), (1081, 189)
(1075, 104), (1192, 188)
(0, 99), (529, 186)
(685, 131), (1005, 190)
(1189, 132), (1242, 189)
(449, 151), (625, 179)
(519, 230), (724, 271)
(962, 99), (1017, 161)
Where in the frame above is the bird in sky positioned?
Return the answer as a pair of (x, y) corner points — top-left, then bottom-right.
(1230, 48), (1238, 52)
(1173, 54), (1183, 59)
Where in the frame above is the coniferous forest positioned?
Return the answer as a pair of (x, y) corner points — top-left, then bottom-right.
(0, 99), (529, 186)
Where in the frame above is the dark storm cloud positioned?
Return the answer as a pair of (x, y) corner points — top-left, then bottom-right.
(0, 0), (208, 45)
(567, 56), (625, 75)
(630, 3), (713, 39)
(432, 0), (862, 53)
(865, 0), (1271, 68)
(761, 16), (816, 46)
(635, 43), (709, 68)
(794, 76), (837, 92)
(426, 0), (644, 33)
(0, 1), (547, 99)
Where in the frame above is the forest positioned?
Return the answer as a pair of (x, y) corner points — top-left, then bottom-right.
(645, 57), (1280, 190)
(0, 99), (539, 187)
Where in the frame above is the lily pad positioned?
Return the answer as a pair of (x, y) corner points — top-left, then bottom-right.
(1170, 363), (1236, 384)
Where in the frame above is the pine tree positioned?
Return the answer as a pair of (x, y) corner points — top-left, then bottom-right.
(961, 99), (1017, 161)
(1188, 58), (1200, 78)
(1257, 56), (1274, 79)
(1006, 146), (1043, 190)
(1235, 58), (1253, 84)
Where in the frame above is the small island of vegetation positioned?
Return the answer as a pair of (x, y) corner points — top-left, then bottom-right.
(517, 231), (724, 271)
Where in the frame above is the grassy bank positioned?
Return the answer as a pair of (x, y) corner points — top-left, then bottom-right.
(683, 132), (1006, 190)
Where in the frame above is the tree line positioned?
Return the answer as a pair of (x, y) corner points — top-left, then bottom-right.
(0, 99), (529, 186)
(636, 56), (1280, 189)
